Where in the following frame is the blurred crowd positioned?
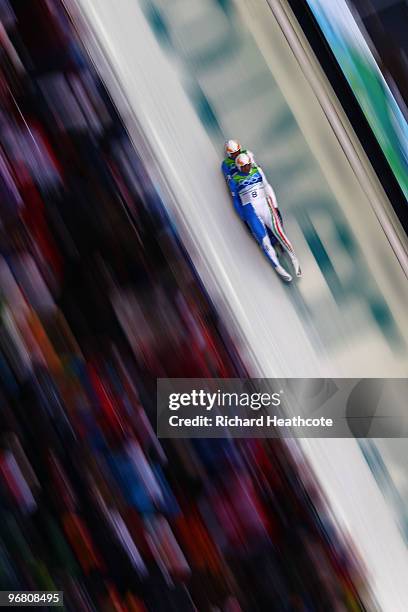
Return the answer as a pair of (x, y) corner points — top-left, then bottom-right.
(0, 1), (372, 610)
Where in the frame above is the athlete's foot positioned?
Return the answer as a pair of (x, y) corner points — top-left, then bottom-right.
(275, 264), (292, 282)
(291, 256), (302, 277)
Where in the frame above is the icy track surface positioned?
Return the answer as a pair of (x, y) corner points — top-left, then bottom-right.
(73, 0), (408, 609)
(73, 0), (408, 379)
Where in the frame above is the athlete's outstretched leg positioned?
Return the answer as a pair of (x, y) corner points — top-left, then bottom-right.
(266, 199), (301, 277)
(242, 204), (292, 282)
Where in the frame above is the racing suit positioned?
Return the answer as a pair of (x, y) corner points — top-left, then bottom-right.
(222, 152), (283, 227)
(229, 165), (300, 277)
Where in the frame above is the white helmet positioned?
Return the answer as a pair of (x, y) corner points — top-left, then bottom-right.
(225, 139), (241, 158)
(235, 153), (251, 172)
